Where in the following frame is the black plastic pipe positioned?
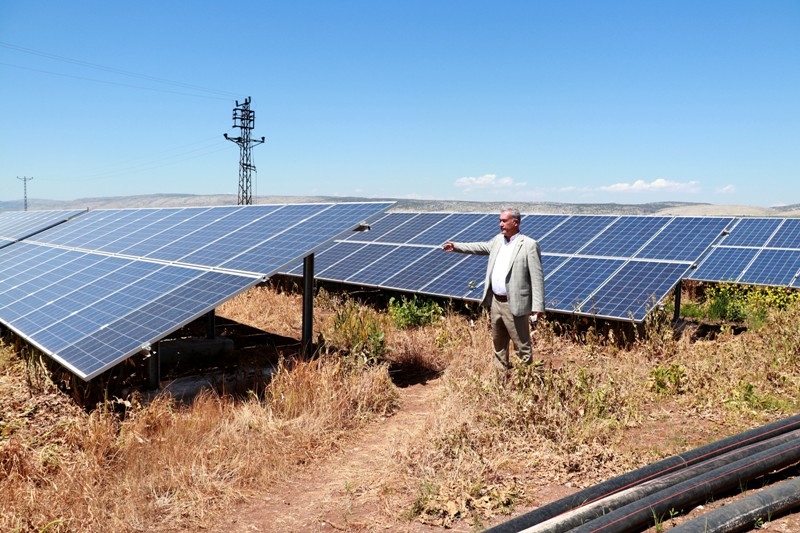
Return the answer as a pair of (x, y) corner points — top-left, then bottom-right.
(567, 436), (800, 533)
(484, 414), (800, 533)
(669, 475), (800, 533)
(521, 429), (800, 533)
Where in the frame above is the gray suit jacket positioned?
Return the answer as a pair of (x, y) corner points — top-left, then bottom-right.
(452, 233), (545, 317)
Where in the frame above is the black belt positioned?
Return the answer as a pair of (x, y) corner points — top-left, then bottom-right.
(493, 293), (508, 302)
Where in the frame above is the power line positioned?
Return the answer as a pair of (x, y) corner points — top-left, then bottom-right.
(34, 137), (227, 183)
(0, 40), (240, 100)
(0, 61), (233, 101)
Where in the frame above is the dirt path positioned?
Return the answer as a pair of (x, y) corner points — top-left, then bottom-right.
(210, 378), (452, 533)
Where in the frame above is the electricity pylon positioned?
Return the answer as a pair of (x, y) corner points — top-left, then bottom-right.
(223, 97), (265, 205)
(17, 176), (33, 211)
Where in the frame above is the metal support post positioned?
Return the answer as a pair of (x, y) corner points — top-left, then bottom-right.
(673, 280), (682, 323)
(302, 253), (315, 358)
(147, 346), (161, 390)
(206, 309), (216, 339)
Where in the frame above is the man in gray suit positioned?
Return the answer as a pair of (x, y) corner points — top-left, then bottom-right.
(442, 207), (545, 371)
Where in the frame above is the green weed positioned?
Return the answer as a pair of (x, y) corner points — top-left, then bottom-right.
(327, 298), (388, 364)
(389, 295), (443, 329)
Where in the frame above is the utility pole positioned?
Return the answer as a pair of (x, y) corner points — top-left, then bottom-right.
(223, 97), (265, 205)
(17, 176), (33, 211)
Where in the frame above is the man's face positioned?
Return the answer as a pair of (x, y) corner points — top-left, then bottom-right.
(499, 211), (520, 238)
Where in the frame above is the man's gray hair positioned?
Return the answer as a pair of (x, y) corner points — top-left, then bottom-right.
(502, 207), (521, 222)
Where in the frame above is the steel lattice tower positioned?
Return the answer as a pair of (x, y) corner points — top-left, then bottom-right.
(224, 97), (265, 205)
(17, 176), (33, 211)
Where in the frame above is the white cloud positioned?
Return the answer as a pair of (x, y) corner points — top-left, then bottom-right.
(716, 184), (736, 194)
(454, 174), (526, 192)
(599, 178), (700, 194)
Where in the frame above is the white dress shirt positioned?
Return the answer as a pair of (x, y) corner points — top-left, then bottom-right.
(490, 233), (518, 296)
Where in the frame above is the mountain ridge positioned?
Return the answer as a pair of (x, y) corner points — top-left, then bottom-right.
(2, 194), (799, 217)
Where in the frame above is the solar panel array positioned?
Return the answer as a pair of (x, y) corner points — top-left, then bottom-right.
(689, 218), (800, 287)
(282, 212), (736, 321)
(0, 209), (86, 249)
(0, 203), (393, 380)
(4, 203), (800, 381)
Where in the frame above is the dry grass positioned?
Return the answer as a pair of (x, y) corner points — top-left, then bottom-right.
(2, 287), (800, 531)
(0, 292), (398, 532)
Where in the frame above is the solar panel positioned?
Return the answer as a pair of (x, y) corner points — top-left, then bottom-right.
(635, 217), (733, 261)
(29, 203), (390, 276)
(722, 218), (782, 247)
(519, 214), (570, 240)
(0, 209), (86, 247)
(130, 206), (283, 260)
(418, 254), (487, 300)
(342, 212), (418, 242)
(38, 268), (257, 380)
(221, 203), (392, 274)
(447, 214), (497, 242)
(408, 213), (488, 245)
(584, 261), (690, 321)
(285, 241), (367, 276)
(379, 248), (469, 292)
(0, 202), (393, 380)
(0, 246), (250, 360)
(373, 213), (449, 244)
(316, 243), (398, 282)
(766, 219), (800, 249)
(275, 211), (768, 322)
(537, 215), (618, 254)
(345, 246), (432, 287)
(541, 254), (570, 275)
(688, 246), (758, 283)
(739, 249), (800, 286)
(580, 217), (672, 258)
(30, 208), (169, 249)
(545, 257), (625, 314)
(688, 217), (800, 288)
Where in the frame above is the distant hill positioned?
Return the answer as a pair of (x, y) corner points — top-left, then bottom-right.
(2, 194), (799, 217)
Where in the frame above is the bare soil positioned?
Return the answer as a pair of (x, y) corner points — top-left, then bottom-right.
(206, 374), (800, 533)
(207, 374), (572, 533)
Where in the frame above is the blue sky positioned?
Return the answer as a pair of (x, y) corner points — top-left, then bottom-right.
(1, 1), (798, 206)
